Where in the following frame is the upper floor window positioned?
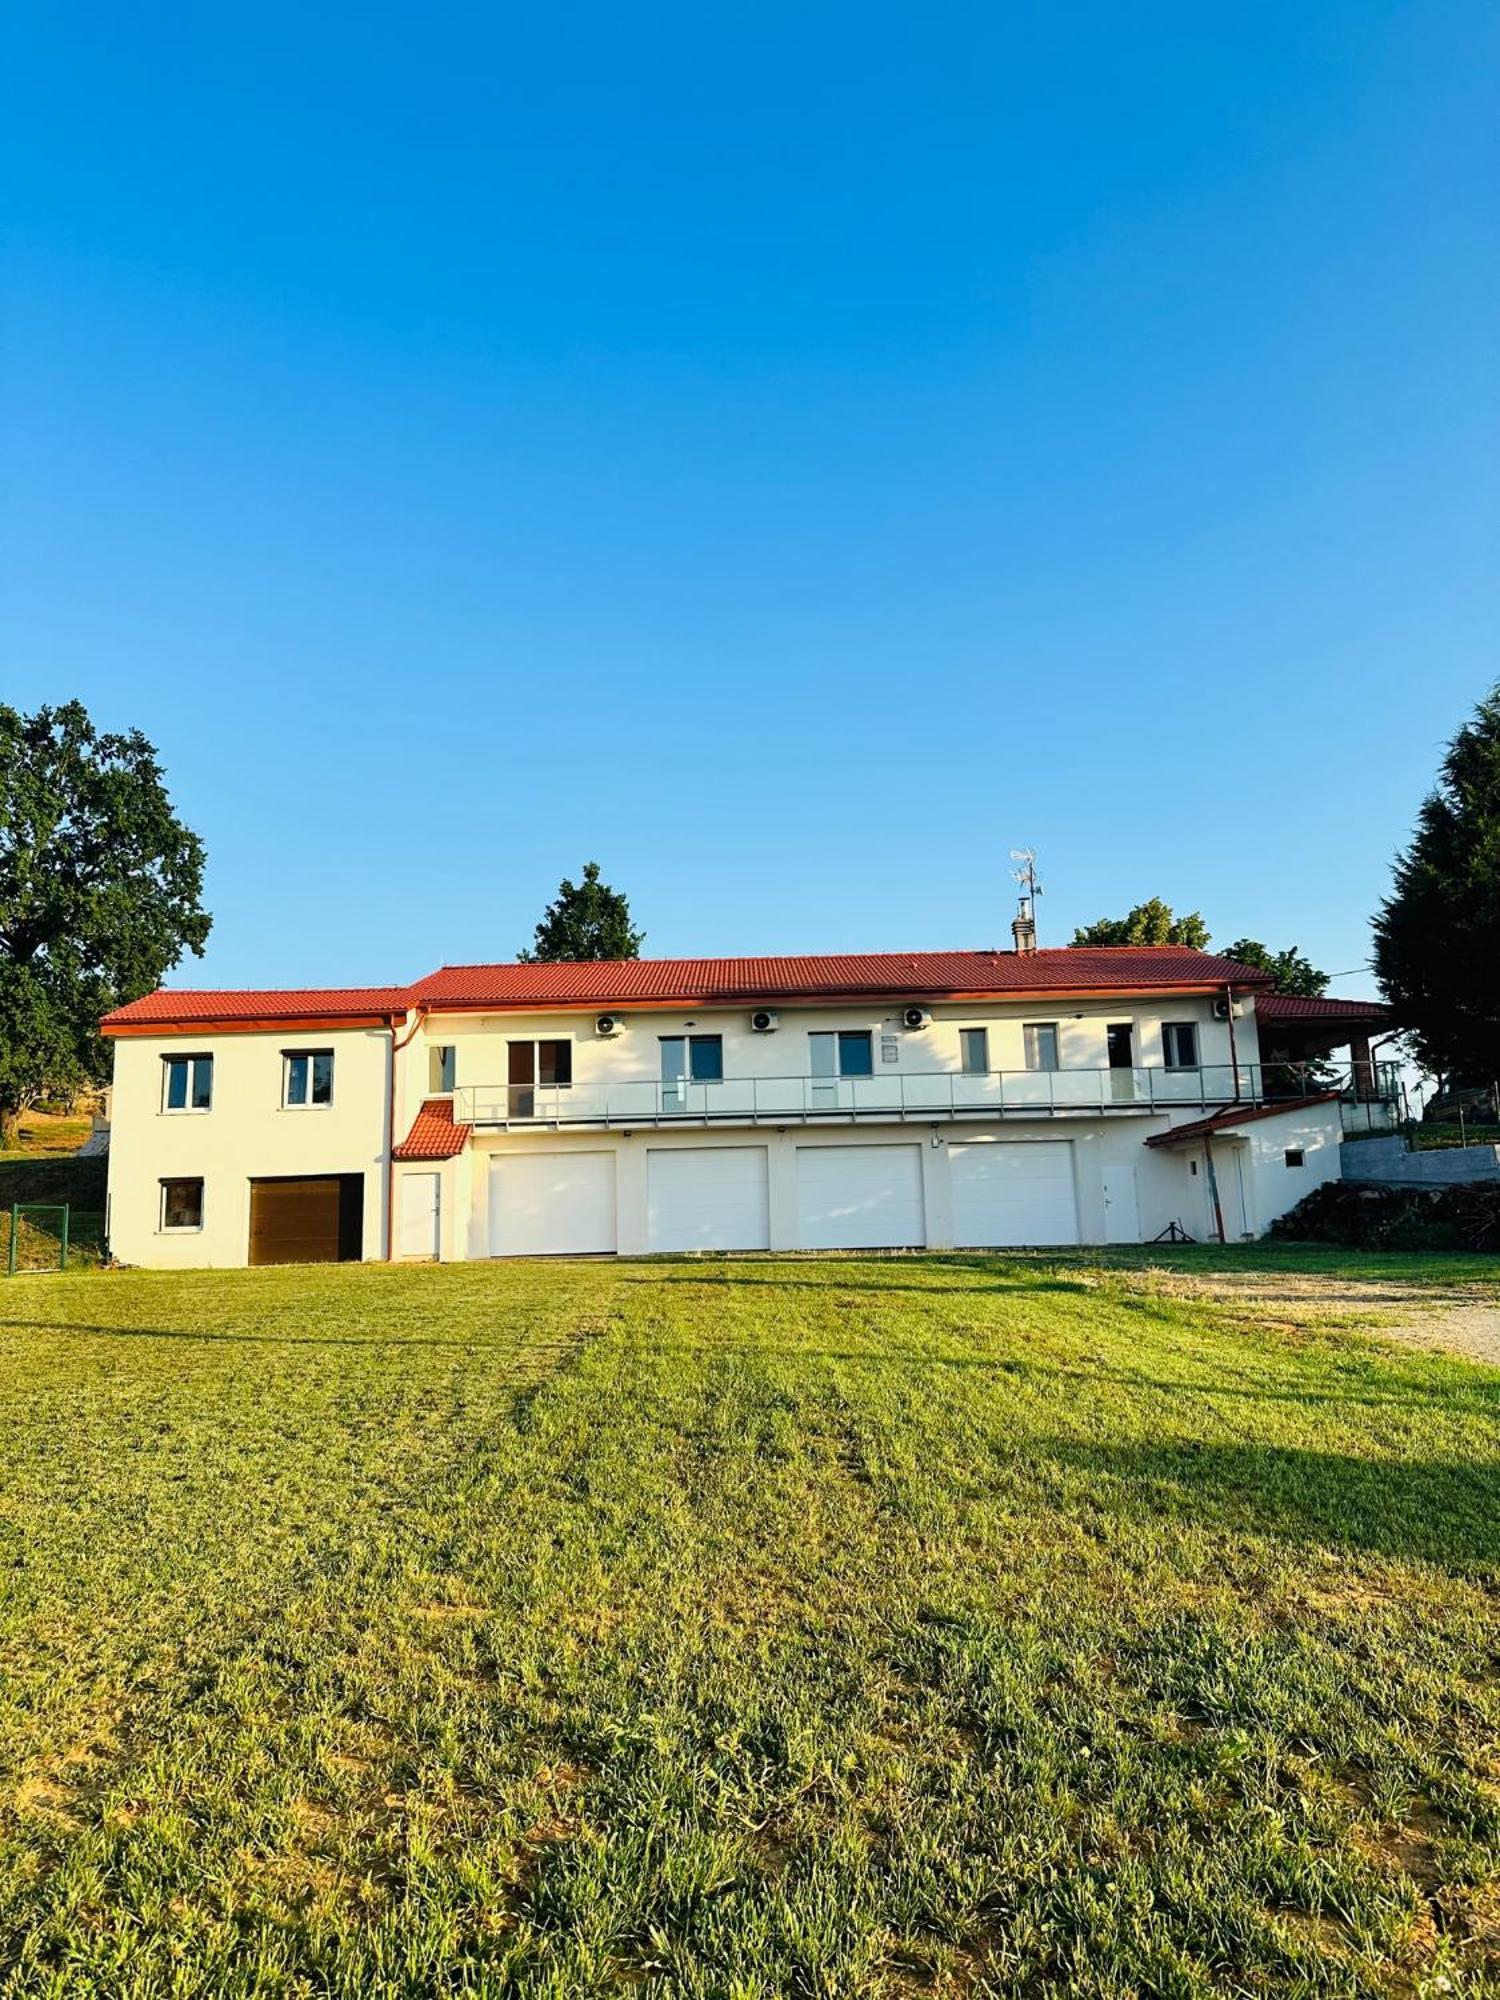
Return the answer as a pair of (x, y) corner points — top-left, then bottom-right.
(809, 1030), (873, 1079)
(660, 1035), (723, 1085)
(1106, 1024), (1134, 1069)
(160, 1177), (204, 1231)
(429, 1044), (456, 1094)
(1023, 1023), (1059, 1072)
(162, 1054), (212, 1112)
(960, 1028), (989, 1075)
(1162, 1022), (1200, 1070)
(508, 1039), (571, 1118)
(284, 1050), (334, 1108)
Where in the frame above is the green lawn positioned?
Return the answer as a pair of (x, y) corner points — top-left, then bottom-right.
(1, 1255), (1498, 1997)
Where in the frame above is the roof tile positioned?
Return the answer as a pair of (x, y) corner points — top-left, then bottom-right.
(392, 1097), (471, 1160)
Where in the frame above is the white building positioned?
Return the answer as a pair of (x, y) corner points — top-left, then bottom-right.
(100, 945), (1394, 1268)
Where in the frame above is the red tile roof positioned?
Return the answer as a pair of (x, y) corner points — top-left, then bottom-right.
(102, 946), (1276, 1032)
(407, 947), (1275, 1011)
(101, 986), (409, 1029)
(392, 1097), (471, 1160)
(1144, 1093), (1342, 1146)
(1255, 993), (1390, 1022)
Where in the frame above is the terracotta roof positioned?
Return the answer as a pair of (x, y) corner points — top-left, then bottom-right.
(393, 1097), (471, 1160)
(407, 947), (1275, 1012)
(102, 945), (1277, 1032)
(1255, 993), (1390, 1022)
(101, 986), (409, 1029)
(1144, 1093), (1342, 1147)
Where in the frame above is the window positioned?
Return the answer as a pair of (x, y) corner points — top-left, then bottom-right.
(160, 1177), (204, 1231)
(960, 1027), (989, 1075)
(809, 1030), (874, 1079)
(162, 1054), (213, 1112)
(508, 1039), (572, 1117)
(284, 1050), (334, 1107)
(1284, 1148), (1305, 1169)
(660, 1035), (724, 1085)
(1106, 1024), (1133, 1070)
(429, 1045), (456, 1094)
(1162, 1022), (1200, 1071)
(1023, 1023), (1059, 1072)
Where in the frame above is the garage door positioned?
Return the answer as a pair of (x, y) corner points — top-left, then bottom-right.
(489, 1153), (616, 1257)
(950, 1141), (1079, 1246)
(249, 1175), (364, 1266)
(796, 1143), (925, 1250)
(647, 1147), (770, 1252)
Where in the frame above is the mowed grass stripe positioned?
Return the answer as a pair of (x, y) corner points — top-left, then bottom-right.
(0, 1253), (1496, 1996)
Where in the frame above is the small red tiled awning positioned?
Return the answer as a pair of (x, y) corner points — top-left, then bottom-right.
(393, 1097), (471, 1160)
(1144, 1093), (1341, 1148)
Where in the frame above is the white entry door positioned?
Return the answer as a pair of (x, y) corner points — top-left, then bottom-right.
(795, 1143), (925, 1250)
(647, 1147), (770, 1252)
(489, 1152), (617, 1257)
(950, 1141), (1079, 1246)
(399, 1171), (441, 1259)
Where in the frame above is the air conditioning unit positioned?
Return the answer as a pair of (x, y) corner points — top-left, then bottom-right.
(1211, 996), (1249, 1021)
(749, 1008), (779, 1033)
(595, 1013), (624, 1038)
(902, 1005), (933, 1031)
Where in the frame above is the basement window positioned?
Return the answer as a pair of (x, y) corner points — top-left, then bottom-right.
(1284, 1148), (1305, 1168)
(162, 1053), (213, 1112)
(283, 1050), (334, 1108)
(160, 1177), (204, 1231)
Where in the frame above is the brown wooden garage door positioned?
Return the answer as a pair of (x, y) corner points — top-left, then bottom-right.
(248, 1175), (364, 1266)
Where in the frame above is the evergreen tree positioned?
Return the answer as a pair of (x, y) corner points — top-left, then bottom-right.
(1373, 684), (1500, 1079)
(519, 862), (645, 962)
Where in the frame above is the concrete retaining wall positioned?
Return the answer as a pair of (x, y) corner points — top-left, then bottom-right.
(1342, 1136), (1500, 1185)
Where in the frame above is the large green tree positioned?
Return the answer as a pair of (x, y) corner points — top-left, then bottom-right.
(1222, 938), (1328, 997)
(1071, 898), (1210, 949)
(1373, 683), (1500, 1079)
(0, 701), (210, 1145)
(518, 861), (644, 962)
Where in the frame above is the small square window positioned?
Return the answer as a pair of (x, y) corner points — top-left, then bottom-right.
(284, 1050), (334, 1107)
(960, 1027), (989, 1075)
(1284, 1148), (1305, 1168)
(163, 1054), (213, 1112)
(160, 1177), (204, 1230)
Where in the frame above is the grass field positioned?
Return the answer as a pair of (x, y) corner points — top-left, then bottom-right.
(1, 1253), (1498, 1996)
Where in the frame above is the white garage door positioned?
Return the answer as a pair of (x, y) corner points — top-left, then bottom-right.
(796, 1143), (925, 1250)
(647, 1147), (770, 1251)
(950, 1141), (1079, 1246)
(489, 1152), (617, 1257)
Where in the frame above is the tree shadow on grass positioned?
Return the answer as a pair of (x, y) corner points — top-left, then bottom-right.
(1039, 1437), (1500, 1571)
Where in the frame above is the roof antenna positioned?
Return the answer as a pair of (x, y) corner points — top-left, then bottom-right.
(1010, 848), (1042, 955)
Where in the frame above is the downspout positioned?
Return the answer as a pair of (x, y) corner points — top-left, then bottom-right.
(1224, 984), (1243, 1101)
(385, 1006), (428, 1261)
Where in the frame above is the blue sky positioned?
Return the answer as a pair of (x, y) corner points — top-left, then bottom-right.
(5, 2), (1496, 992)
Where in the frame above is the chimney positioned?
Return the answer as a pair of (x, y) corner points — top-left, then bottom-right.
(1012, 910), (1037, 955)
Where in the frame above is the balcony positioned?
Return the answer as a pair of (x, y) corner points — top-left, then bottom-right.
(452, 1061), (1401, 1132)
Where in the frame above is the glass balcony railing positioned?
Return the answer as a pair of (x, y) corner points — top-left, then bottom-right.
(451, 1061), (1399, 1129)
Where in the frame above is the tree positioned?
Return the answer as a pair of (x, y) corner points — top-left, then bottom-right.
(518, 862), (644, 962)
(1071, 898), (1210, 949)
(1373, 683), (1500, 1080)
(0, 701), (211, 1145)
(1222, 938), (1328, 997)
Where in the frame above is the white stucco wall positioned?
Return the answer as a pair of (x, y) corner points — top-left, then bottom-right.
(106, 1027), (392, 1268)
